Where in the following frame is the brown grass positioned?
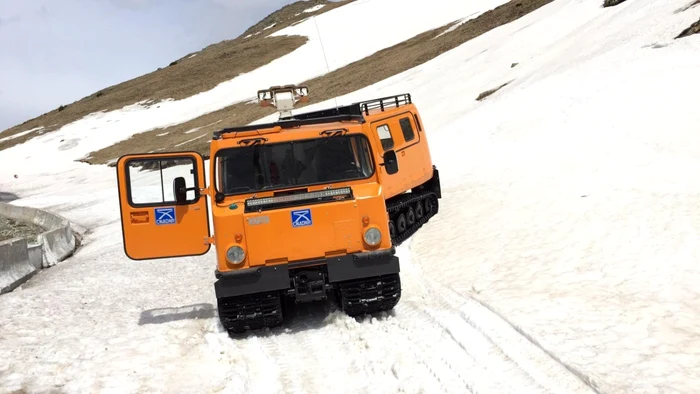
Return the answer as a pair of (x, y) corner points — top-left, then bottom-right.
(0, 0), (354, 152)
(241, 0), (339, 38)
(83, 0), (554, 165)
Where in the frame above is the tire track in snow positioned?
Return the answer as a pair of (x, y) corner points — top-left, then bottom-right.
(406, 239), (602, 394)
(395, 245), (551, 393)
(198, 241), (597, 394)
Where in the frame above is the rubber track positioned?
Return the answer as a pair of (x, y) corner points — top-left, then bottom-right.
(387, 190), (439, 246)
(337, 273), (401, 316)
(217, 291), (284, 334)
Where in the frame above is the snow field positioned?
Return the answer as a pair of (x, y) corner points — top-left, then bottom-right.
(1, 0), (700, 392)
(223, 0), (700, 391)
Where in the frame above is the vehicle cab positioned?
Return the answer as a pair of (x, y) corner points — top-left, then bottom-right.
(115, 85), (410, 333)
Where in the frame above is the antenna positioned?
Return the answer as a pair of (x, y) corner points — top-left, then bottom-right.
(312, 15), (339, 113)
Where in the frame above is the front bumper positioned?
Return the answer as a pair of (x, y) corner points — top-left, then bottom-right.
(214, 248), (399, 299)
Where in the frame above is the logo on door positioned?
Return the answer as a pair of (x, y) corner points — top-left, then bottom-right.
(155, 207), (176, 225)
(291, 209), (312, 228)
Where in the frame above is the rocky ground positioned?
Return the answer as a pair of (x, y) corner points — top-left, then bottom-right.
(0, 216), (44, 243)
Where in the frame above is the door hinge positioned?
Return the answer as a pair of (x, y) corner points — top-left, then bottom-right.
(204, 237), (215, 245)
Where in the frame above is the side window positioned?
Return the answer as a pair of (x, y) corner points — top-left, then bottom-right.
(127, 158), (197, 205)
(399, 117), (415, 142)
(376, 124), (394, 151)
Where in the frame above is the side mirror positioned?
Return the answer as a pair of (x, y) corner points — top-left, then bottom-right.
(173, 177), (188, 204)
(383, 150), (399, 175)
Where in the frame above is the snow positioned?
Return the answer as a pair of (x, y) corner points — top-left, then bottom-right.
(174, 133), (208, 147)
(183, 126), (202, 134)
(0, 126), (43, 143)
(2, 0), (700, 393)
(434, 14), (478, 39)
(303, 4), (325, 13)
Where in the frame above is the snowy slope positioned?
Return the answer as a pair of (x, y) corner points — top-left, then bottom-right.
(2, 0), (700, 393)
(0, 0), (507, 171)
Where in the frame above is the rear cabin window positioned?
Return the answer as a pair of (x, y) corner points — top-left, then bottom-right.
(399, 117), (415, 142)
(413, 114), (422, 131)
(377, 124), (394, 151)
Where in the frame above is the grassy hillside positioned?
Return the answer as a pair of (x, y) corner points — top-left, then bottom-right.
(0, 0), (352, 151)
(82, 0), (558, 165)
(9, 0), (691, 165)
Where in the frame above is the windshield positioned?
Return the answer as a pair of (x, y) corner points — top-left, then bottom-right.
(216, 134), (375, 195)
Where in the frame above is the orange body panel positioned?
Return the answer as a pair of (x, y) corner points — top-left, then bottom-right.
(115, 95), (435, 276)
(364, 104), (434, 199)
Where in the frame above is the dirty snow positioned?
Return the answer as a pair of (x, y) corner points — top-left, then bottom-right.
(2, 0), (700, 393)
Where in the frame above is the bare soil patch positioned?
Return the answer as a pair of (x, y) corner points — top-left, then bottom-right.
(85, 0), (554, 165)
(477, 81), (512, 101)
(677, 17), (700, 38)
(0, 1), (354, 152)
(603, 0), (627, 7)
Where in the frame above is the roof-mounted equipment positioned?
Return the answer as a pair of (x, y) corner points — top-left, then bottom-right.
(258, 85), (310, 120)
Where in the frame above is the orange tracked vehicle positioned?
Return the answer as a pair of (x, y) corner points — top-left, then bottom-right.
(115, 85), (441, 333)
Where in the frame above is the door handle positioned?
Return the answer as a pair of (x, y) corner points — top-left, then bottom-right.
(130, 211), (149, 224)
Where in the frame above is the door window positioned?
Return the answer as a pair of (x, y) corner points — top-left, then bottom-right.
(376, 124), (394, 151)
(127, 158), (197, 206)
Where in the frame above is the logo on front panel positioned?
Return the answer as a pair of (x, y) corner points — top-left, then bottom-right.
(155, 207), (176, 225)
(291, 209), (312, 228)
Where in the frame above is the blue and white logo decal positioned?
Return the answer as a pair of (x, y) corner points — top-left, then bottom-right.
(291, 209), (312, 228)
(155, 207), (176, 225)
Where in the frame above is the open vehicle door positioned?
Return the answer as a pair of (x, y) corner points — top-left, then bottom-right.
(116, 152), (211, 260)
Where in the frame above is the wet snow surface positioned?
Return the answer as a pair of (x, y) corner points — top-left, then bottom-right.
(2, 0), (700, 392)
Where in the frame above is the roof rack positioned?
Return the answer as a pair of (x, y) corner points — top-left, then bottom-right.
(211, 92), (412, 139)
(212, 114), (364, 139)
(356, 93), (412, 116)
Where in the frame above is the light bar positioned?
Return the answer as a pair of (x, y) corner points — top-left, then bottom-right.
(246, 187), (353, 209)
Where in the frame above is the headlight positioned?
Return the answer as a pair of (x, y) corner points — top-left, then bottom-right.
(364, 227), (382, 246)
(226, 245), (245, 264)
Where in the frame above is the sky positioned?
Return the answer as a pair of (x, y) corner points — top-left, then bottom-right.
(0, 0), (308, 132)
